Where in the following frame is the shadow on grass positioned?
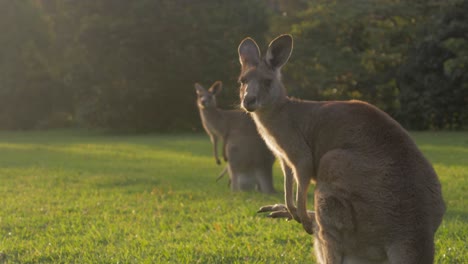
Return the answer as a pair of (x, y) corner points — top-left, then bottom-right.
(93, 176), (162, 193)
(0, 130), (212, 157)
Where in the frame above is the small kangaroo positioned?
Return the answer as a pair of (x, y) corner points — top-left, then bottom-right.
(237, 35), (445, 263)
(195, 81), (276, 193)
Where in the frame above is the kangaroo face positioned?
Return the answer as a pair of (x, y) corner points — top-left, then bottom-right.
(195, 81), (222, 109)
(239, 65), (277, 112)
(196, 88), (217, 109)
(238, 35), (293, 113)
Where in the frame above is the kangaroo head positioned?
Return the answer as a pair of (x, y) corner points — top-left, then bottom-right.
(237, 34), (293, 112)
(195, 81), (222, 109)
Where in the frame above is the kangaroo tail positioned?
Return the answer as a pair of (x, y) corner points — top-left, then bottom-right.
(216, 165), (228, 182)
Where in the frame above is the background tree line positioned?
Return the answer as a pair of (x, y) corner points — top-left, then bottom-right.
(0, 0), (467, 131)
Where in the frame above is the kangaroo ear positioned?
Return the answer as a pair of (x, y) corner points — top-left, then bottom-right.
(238, 37), (261, 68)
(265, 34), (293, 70)
(194, 83), (205, 94)
(209, 81), (222, 95)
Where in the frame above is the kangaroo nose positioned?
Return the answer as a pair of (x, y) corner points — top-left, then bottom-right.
(243, 96), (257, 112)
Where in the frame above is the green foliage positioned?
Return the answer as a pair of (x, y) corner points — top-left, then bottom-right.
(0, 0), (68, 129)
(0, 130), (466, 262)
(1, 0), (467, 131)
(399, 0), (468, 129)
(268, 0), (468, 130)
(53, 0), (268, 131)
(268, 1), (434, 116)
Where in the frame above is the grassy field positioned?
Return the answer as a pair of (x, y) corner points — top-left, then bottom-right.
(0, 130), (466, 263)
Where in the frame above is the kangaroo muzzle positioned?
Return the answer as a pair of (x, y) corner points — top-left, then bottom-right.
(242, 95), (258, 112)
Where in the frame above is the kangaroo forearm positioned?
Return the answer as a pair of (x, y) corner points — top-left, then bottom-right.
(297, 176), (314, 234)
(222, 140), (228, 161)
(280, 160), (297, 219)
(211, 136), (220, 164)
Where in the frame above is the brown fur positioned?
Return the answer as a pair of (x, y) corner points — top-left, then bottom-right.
(195, 81), (276, 193)
(238, 35), (445, 263)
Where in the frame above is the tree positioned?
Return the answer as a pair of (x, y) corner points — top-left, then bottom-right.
(2, 0), (466, 131)
(267, 0), (461, 124)
(0, 0), (68, 129)
(399, 0), (468, 129)
(58, 0), (269, 131)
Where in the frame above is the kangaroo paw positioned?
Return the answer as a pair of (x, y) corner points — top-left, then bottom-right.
(261, 203), (300, 223)
(268, 211), (293, 220)
(301, 217), (314, 235)
(257, 203), (287, 213)
(258, 204), (292, 220)
(287, 206), (301, 223)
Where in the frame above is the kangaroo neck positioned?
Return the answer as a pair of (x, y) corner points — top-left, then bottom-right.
(253, 95), (289, 121)
(251, 97), (320, 137)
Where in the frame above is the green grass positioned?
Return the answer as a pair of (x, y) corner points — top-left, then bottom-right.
(0, 130), (466, 263)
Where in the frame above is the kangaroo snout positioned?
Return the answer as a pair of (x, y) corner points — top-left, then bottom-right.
(242, 96), (257, 112)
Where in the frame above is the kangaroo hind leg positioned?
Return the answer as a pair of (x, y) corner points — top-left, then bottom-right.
(386, 234), (434, 264)
(313, 184), (355, 263)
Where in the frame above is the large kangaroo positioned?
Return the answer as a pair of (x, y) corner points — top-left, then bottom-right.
(237, 35), (445, 263)
(195, 81), (276, 193)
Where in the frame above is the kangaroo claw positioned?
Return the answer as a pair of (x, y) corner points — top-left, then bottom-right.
(258, 204), (316, 233)
(268, 211), (293, 220)
(258, 204), (292, 220)
(257, 203), (288, 213)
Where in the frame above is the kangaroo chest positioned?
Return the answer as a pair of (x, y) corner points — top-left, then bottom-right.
(200, 110), (225, 137)
(252, 115), (289, 161)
